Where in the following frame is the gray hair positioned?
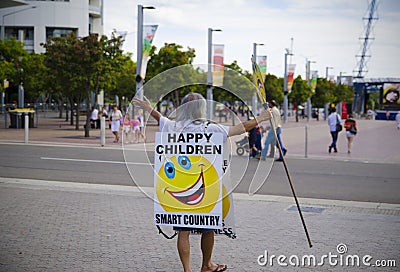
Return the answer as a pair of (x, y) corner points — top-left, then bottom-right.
(176, 93), (207, 122)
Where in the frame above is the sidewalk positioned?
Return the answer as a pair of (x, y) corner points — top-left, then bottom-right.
(0, 112), (399, 271)
(0, 178), (398, 271)
(0, 112), (399, 163)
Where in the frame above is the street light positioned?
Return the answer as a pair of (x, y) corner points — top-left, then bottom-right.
(324, 66), (333, 120)
(283, 48), (293, 123)
(135, 5), (155, 101)
(325, 66), (333, 79)
(339, 71), (346, 85)
(1, 6), (36, 40)
(306, 59), (316, 122)
(252, 42), (264, 116)
(207, 27), (222, 121)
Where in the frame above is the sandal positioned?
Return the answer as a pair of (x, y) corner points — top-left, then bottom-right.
(213, 264), (227, 272)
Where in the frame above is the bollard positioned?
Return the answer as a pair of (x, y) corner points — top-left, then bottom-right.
(4, 110), (7, 129)
(305, 125), (308, 158)
(24, 114), (29, 144)
(100, 116), (105, 147)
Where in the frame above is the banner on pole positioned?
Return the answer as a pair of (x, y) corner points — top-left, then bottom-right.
(328, 75), (335, 83)
(212, 44), (224, 87)
(140, 25), (158, 79)
(257, 55), (267, 81)
(251, 58), (266, 104)
(287, 64), (296, 93)
(310, 70), (318, 92)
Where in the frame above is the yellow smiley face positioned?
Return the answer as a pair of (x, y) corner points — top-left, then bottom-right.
(156, 155), (221, 213)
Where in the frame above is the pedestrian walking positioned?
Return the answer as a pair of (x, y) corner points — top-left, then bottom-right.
(136, 109), (146, 143)
(255, 125), (264, 158)
(260, 100), (287, 161)
(344, 114), (357, 154)
(131, 115), (140, 143)
(90, 106), (99, 129)
(101, 105), (109, 129)
(386, 110), (390, 121)
(248, 118), (258, 158)
(327, 107), (342, 153)
(122, 114), (132, 144)
(396, 111), (400, 130)
(110, 105), (122, 143)
(133, 93), (271, 272)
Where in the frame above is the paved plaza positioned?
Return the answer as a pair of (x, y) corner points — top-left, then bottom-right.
(0, 112), (399, 271)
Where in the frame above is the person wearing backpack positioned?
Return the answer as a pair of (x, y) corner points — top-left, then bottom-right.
(344, 114), (357, 154)
(327, 107), (342, 153)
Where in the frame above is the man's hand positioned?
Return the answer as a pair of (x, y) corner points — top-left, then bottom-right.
(132, 96), (162, 122)
(132, 96), (152, 112)
(257, 109), (272, 122)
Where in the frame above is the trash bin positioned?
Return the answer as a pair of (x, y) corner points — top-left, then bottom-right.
(8, 108), (35, 128)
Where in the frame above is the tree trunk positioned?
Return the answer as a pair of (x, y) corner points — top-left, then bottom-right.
(84, 85), (92, 137)
(59, 98), (63, 118)
(75, 102), (80, 130)
(70, 103), (74, 125)
(174, 89), (180, 108)
(231, 100), (235, 126)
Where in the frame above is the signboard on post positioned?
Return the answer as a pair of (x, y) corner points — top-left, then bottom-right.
(154, 132), (224, 229)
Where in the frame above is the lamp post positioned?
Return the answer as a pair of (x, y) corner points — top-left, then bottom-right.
(1, 6), (36, 40)
(339, 71), (346, 85)
(283, 48), (293, 123)
(324, 67), (333, 120)
(325, 66), (333, 79)
(252, 42), (264, 116)
(135, 5), (155, 101)
(337, 72), (346, 117)
(306, 59), (316, 122)
(207, 27), (222, 121)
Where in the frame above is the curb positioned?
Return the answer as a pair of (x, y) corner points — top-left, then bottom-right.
(1, 177), (398, 211)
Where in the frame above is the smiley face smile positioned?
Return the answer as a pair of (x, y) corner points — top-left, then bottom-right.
(166, 171), (205, 205)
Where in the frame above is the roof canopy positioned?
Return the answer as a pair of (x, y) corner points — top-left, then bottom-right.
(0, 0), (27, 9)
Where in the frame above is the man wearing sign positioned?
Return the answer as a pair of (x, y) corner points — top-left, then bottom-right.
(134, 93), (271, 272)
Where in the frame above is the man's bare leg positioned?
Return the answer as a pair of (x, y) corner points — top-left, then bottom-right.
(201, 231), (226, 272)
(177, 231), (192, 272)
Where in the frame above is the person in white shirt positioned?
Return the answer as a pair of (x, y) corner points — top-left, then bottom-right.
(110, 105), (123, 143)
(259, 100), (287, 161)
(396, 111), (400, 130)
(327, 107), (342, 153)
(133, 93), (271, 272)
(90, 107), (99, 129)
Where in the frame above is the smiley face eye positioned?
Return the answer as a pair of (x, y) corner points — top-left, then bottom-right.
(164, 162), (175, 179)
(178, 156), (191, 170)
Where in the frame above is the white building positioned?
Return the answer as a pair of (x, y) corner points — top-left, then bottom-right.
(0, 0), (103, 53)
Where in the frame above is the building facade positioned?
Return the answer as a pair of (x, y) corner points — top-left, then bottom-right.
(0, 0), (103, 53)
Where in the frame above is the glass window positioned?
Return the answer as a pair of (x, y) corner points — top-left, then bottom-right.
(5, 27), (34, 41)
(46, 27), (77, 39)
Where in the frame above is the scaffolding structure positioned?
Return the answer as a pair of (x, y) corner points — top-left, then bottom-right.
(354, 0), (379, 79)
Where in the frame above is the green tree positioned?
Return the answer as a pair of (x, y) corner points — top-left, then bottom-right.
(289, 75), (312, 122)
(109, 57), (136, 102)
(219, 61), (253, 104)
(43, 32), (125, 136)
(312, 78), (335, 108)
(264, 73), (283, 104)
(333, 83), (353, 104)
(0, 38), (28, 104)
(145, 43), (197, 106)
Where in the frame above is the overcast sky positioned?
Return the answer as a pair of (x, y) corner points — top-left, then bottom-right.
(103, 0), (400, 79)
